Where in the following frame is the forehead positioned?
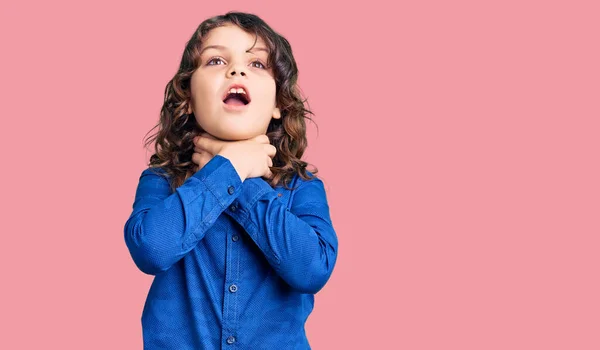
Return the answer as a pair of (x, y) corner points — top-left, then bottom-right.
(201, 24), (267, 52)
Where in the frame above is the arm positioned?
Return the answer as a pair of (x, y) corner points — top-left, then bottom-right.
(124, 155), (243, 275)
(223, 175), (339, 294)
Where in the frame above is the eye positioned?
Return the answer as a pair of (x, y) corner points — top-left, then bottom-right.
(205, 57), (266, 69)
(206, 57), (225, 66)
(250, 60), (266, 69)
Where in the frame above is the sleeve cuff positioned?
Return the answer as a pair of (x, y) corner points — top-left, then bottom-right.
(226, 176), (276, 216)
(178, 154), (243, 208)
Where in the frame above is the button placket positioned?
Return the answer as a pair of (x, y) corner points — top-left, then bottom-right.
(222, 222), (242, 344)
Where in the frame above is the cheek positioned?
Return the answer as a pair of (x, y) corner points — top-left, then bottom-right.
(270, 86), (278, 108)
(191, 74), (219, 107)
(193, 84), (211, 106)
(256, 82), (277, 108)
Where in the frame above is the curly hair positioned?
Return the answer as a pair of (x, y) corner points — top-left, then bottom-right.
(142, 11), (319, 193)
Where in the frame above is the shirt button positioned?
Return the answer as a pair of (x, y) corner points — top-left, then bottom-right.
(232, 235), (239, 242)
(227, 186), (235, 195)
(226, 335), (236, 344)
(229, 284), (238, 293)
(230, 203), (237, 211)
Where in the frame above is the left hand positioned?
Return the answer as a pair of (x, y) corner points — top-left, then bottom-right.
(191, 132), (273, 173)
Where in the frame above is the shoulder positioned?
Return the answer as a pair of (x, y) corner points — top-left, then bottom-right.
(141, 166), (169, 178)
(295, 169), (324, 188)
(131, 166), (173, 199)
(291, 170), (329, 204)
(139, 166), (172, 190)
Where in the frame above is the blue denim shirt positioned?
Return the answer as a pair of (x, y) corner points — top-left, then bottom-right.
(124, 154), (338, 349)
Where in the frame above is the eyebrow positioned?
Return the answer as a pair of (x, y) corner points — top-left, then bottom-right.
(199, 44), (269, 56)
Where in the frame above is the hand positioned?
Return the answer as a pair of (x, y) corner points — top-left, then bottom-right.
(192, 132), (276, 181)
(191, 133), (219, 173)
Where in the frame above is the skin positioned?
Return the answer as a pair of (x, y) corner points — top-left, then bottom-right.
(193, 132), (276, 181)
(186, 23), (281, 141)
(187, 24), (280, 180)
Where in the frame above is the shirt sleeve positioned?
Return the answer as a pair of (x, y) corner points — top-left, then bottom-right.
(223, 174), (339, 294)
(124, 155), (243, 275)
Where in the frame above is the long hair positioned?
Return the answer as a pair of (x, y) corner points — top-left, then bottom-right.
(142, 11), (319, 193)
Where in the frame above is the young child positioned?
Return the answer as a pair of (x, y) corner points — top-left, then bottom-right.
(124, 11), (338, 349)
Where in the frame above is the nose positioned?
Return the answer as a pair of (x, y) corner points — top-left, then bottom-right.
(227, 62), (247, 77)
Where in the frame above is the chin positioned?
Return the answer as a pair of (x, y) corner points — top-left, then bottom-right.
(212, 129), (254, 141)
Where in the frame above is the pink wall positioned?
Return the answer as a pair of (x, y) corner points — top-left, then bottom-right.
(1, 0), (599, 348)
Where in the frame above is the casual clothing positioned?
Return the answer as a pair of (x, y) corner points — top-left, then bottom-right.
(124, 154), (338, 349)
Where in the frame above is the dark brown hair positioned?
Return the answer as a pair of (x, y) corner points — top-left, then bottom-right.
(142, 11), (319, 193)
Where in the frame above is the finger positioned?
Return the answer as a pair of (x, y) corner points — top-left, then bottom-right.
(194, 132), (217, 145)
(192, 152), (202, 166)
(251, 134), (270, 144)
(193, 134), (205, 145)
(267, 156), (273, 167)
(195, 134), (221, 154)
(264, 144), (277, 158)
(193, 151), (213, 169)
(201, 153), (212, 165)
(194, 146), (215, 156)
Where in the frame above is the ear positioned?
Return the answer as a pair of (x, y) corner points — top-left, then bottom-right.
(186, 103), (193, 115)
(272, 107), (281, 120)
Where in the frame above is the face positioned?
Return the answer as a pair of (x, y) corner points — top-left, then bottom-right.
(187, 24), (281, 141)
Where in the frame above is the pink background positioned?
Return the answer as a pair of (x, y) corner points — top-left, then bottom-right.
(2, 0), (599, 348)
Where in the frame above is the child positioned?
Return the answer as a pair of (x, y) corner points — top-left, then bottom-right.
(124, 11), (338, 349)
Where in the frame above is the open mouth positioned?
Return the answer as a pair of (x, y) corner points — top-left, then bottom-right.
(223, 92), (249, 106)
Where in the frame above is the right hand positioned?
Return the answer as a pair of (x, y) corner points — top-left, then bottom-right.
(193, 133), (276, 182)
